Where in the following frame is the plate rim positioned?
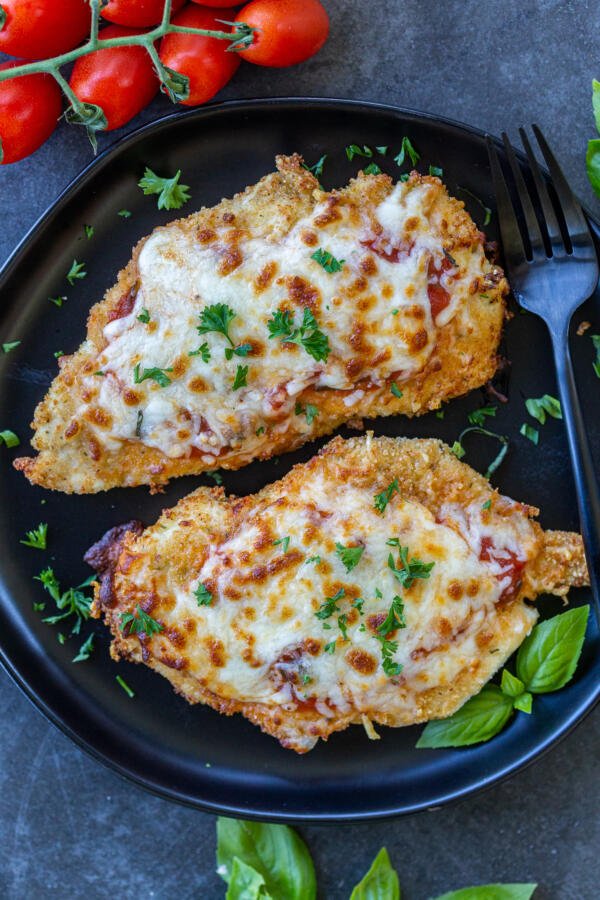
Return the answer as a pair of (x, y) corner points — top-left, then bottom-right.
(1, 95), (598, 822)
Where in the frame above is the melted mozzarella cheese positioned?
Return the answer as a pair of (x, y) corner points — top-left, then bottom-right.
(79, 180), (486, 460)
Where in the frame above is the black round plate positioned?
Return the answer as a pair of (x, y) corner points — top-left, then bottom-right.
(0, 98), (598, 822)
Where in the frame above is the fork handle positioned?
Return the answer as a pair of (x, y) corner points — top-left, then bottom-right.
(550, 327), (600, 620)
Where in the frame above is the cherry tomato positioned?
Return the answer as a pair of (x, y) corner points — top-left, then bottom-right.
(190, 0), (243, 5)
(235, 0), (329, 67)
(0, 62), (62, 164)
(0, 0), (91, 60)
(159, 6), (240, 107)
(101, 0), (185, 27)
(69, 25), (159, 131)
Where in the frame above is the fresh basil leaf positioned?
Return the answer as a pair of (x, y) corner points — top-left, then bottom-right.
(593, 79), (600, 134)
(586, 139), (600, 197)
(500, 669), (525, 698)
(513, 691), (533, 714)
(349, 847), (400, 900)
(431, 883), (537, 900)
(226, 857), (272, 900)
(516, 605), (590, 693)
(416, 685), (513, 748)
(216, 818), (316, 900)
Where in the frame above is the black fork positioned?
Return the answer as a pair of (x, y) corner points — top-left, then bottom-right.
(487, 126), (600, 620)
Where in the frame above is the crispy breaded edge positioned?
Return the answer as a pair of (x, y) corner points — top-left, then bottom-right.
(15, 156), (507, 494)
(87, 435), (588, 753)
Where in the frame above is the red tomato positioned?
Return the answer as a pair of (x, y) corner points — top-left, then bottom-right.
(235, 0), (329, 67)
(0, 62), (62, 164)
(0, 0), (90, 60)
(190, 0), (243, 5)
(159, 6), (240, 106)
(101, 0), (185, 27)
(69, 25), (159, 131)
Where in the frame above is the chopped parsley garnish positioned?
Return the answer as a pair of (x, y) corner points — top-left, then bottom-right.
(66, 260), (87, 285)
(468, 405), (497, 427)
(84, 224), (94, 239)
(197, 303), (250, 360)
(120, 604), (163, 637)
(335, 542), (364, 572)
(386, 542), (435, 588)
(72, 633), (94, 663)
(133, 363), (173, 387)
(390, 382), (403, 398)
(267, 308), (330, 362)
(456, 185), (492, 227)
(363, 162), (382, 175)
(352, 597), (365, 614)
(520, 422), (539, 445)
(378, 595), (406, 637)
(303, 154), (327, 178)
(435, 409), (445, 419)
(311, 247), (345, 273)
(138, 167), (191, 210)
(2, 340), (20, 353)
(206, 470), (223, 485)
(429, 165), (443, 177)
(20, 522), (48, 550)
(376, 146), (388, 155)
(374, 478), (399, 513)
(394, 136), (420, 167)
(225, 342), (252, 360)
(592, 334), (600, 377)
(482, 499), (492, 511)
(337, 613), (349, 641)
(450, 426), (509, 479)
(58, 633), (66, 645)
(379, 640), (402, 677)
(135, 410), (143, 437)
(525, 394), (562, 424)
(49, 295), (66, 307)
(273, 536), (290, 553)
(295, 402), (319, 425)
(305, 555), (322, 565)
(137, 308), (151, 324)
(93, 370), (104, 377)
(399, 173), (410, 183)
(346, 144), (373, 161)
(0, 429), (19, 448)
(194, 582), (213, 606)
(118, 209), (132, 218)
(116, 675), (135, 698)
(302, 674), (312, 685)
(315, 587), (345, 621)
(35, 567), (92, 634)
(255, 426), (265, 436)
(54, 350), (65, 359)
(189, 342), (211, 362)
(324, 640), (337, 654)
(232, 364), (248, 390)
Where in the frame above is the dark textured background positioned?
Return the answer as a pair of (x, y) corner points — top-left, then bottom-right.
(1, 1), (599, 897)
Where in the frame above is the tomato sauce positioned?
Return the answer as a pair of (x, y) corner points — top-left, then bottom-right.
(360, 236), (414, 263)
(479, 536), (526, 602)
(427, 256), (454, 320)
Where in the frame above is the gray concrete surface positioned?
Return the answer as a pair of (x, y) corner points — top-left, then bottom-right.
(1, 1), (599, 897)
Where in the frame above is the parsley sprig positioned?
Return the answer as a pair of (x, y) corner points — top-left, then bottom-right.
(451, 426), (509, 479)
(315, 588), (345, 621)
(133, 363), (173, 387)
(335, 542), (364, 572)
(311, 248), (345, 273)
(386, 541), (435, 588)
(35, 568), (93, 635)
(267, 308), (330, 362)
(394, 136), (420, 167)
(66, 260), (86, 285)
(378, 595), (406, 637)
(197, 303), (250, 360)
(138, 167), (191, 210)
(525, 394), (562, 425)
(295, 402), (319, 426)
(374, 478), (399, 513)
(20, 522), (48, 550)
(120, 604), (163, 637)
(194, 582), (213, 606)
(467, 405), (497, 427)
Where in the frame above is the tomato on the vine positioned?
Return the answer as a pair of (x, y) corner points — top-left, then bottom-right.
(0, 0), (91, 59)
(159, 5), (240, 107)
(69, 25), (159, 131)
(101, 0), (185, 28)
(235, 0), (329, 67)
(0, 62), (62, 164)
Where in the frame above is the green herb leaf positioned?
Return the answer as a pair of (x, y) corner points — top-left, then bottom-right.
(335, 542), (364, 572)
(232, 364), (248, 390)
(363, 162), (382, 175)
(194, 582), (213, 606)
(525, 394), (562, 425)
(35, 568), (92, 635)
(2, 340), (20, 353)
(374, 478), (399, 513)
(500, 668), (525, 698)
(66, 260), (86, 285)
(349, 847), (400, 900)
(416, 684), (514, 748)
(399, 173), (410, 183)
(138, 167), (191, 210)
(315, 588), (345, 621)
(467, 405), (496, 427)
(390, 382), (403, 398)
(84, 224), (94, 239)
(72, 633), (95, 663)
(118, 209), (131, 218)
(137, 307), (151, 324)
(516, 605), (590, 693)
(378, 595), (406, 637)
(189, 342), (211, 362)
(198, 303), (236, 343)
(305, 555), (321, 565)
(394, 136), (420, 167)
(455, 186), (492, 227)
(303, 154), (327, 178)
(513, 691), (533, 714)
(591, 334), (600, 377)
(216, 817), (316, 900)
(295, 402), (319, 426)
(346, 144), (373, 161)
(0, 429), (20, 448)
(324, 640), (336, 654)
(120, 604), (163, 637)
(20, 522), (48, 550)
(206, 470), (223, 485)
(520, 423), (539, 445)
(386, 542), (434, 588)
(267, 308), (330, 362)
(376, 146), (388, 155)
(54, 350), (65, 359)
(116, 675), (135, 698)
(376, 633), (402, 678)
(451, 426), (509, 479)
(273, 536), (290, 553)
(432, 884), (537, 900)
(133, 364), (173, 388)
(226, 856), (271, 900)
(482, 499), (492, 510)
(49, 296), (66, 307)
(429, 165), (443, 177)
(311, 247), (345, 273)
